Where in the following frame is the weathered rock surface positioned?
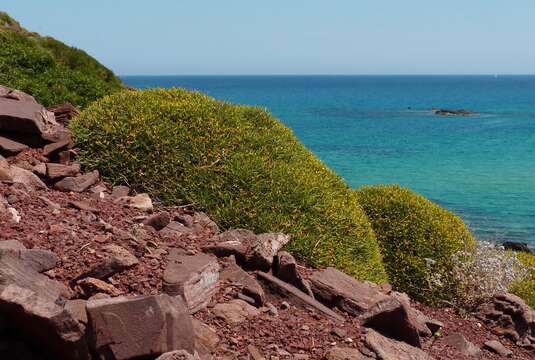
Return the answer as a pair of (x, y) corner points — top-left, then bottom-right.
(213, 299), (261, 324)
(477, 293), (535, 344)
(42, 138), (71, 157)
(77, 244), (138, 280)
(46, 162), (81, 179)
(2, 164), (47, 190)
(0, 245), (58, 273)
(0, 252), (89, 359)
(77, 277), (123, 297)
(220, 257), (265, 306)
(364, 329), (434, 360)
(156, 350), (199, 360)
(324, 347), (370, 360)
(310, 267), (389, 316)
(257, 271), (344, 322)
(86, 294), (195, 359)
(483, 339), (512, 357)
(163, 250), (219, 313)
(0, 135), (28, 154)
(54, 170), (99, 192)
(193, 318), (220, 358)
(143, 211), (171, 230)
(443, 333), (480, 357)
(0, 94), (57, 134)
(273, 251), (314, 297)
(116, 193), (153, 211)
(362, 297), (422, 348)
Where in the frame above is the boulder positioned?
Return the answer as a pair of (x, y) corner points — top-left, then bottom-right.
(0, 85), (37, 103)
(0, 252), (89, 359)
(273, 251), (314, 297)
(256, 271), (344, 322)
(204, 229), (290, 271)
(76, 244), (138, 280)
(116, 193), (153, 211)
(176, 211), (219, 235)
(45, 163), (81, 179)
(361, 298), (422, 348)
(143, 211), (171, 230)
(502, 241), (532, 254)
(310, 267), (389, 316)
(364, 330), (434, 360)
(42, 138), (71, 157)
(77, 277), (123, 297)
(483, 340), (512, 357)
(443, 334), (480, 357)
(477, 293), (535, 343)
(163, 250), (219, 313)
(0, 246), (58, 273)
(54, 170), (99, 192)
(192, 319), (219, 358)
(86, 294), (195, 359)
(0, 135), (28, 154)
(0, 96), (57, 134)
(160, 221), (195, 237)
(212, 299), (260, 324)
(3, 165), (47, 190)
(220, 257), (265, 306)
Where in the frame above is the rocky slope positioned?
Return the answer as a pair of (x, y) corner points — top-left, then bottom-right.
(1, 86), (534, 359)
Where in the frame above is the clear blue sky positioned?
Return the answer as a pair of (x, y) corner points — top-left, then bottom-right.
(3, 1), (535, 75)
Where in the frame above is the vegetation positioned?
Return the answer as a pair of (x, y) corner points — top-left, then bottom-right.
(510, 252), (535, 308)
(71, 88), (388, 282)
(0, 12), (122, 107)
(356, 184), (476, 303)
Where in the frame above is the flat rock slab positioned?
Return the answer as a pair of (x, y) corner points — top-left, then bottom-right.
(483, 340), (512, 357)
(362, 298), (422, 348)
(0, 247), (58, 273)
(54, 170), (99, 193)
(0, 252), (89, 359)
(163, 250), (219, 313)
(77, 244), (138, 280)
(365, 330), (434, 360)
(257, 271), (344, 323)
(192, 318), (220, 358)
(212, 299), (260, 324)
(86, 294), (195, 360)
(274, 251), (314, 297)
(0, 97), (56, 134)
(220, 258), (265, 306)
(443, 334), (480, 357)
(0, 135), (28, 154)
(46, 163), (80, 179)
(310, 267), (389, 316)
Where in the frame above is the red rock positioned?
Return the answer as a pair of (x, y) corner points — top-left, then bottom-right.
(0, 135), (28, 154)
(274, 251), (314, 297)
(325, 347), (369, 360)
(163, 250), (219, 313)
(0, 96), (57, 134)
(310, 267), (389, 316)
(46, 103), (80, 126)
(77, 277), (122, 297)
(212, 299), (260, 324)
(443, 334), (480, 357)
(256, 271), (344, 322)
(220, 257), (265, 306)
(143, 211), (171, 230)
(86, 294), (195, 359)
(364, 330), (434, 360)
(46, 162), (81, 179)
(111, 185), (130, 199)
(193, 318), (220, 358)
(76, 244), (138, 280)
(54, 170), (99, 192)
(42, 138), (71, 157)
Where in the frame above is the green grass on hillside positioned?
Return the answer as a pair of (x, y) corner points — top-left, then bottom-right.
(510, 252), (535, 308)
(71, 88), (388, 283)
(0, 12), (122, 107)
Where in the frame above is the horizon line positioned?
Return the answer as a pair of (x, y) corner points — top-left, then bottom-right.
(119, 73), (535, 77)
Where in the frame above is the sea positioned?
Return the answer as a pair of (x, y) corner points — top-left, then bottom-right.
(122, 75), (535, 247)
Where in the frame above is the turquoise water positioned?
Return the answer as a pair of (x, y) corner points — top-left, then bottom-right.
(122, 75), (535, 246)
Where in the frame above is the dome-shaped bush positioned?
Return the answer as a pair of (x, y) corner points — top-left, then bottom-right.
(71, 88), (387, 282)
(356, 184), (475, 302)
(510, 252), (535, 308)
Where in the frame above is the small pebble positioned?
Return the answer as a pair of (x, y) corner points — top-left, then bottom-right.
(281, 301), (290, 310)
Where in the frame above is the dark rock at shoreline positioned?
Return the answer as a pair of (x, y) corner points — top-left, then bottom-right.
(503, 241), (532, 254)
(432, 109), (476, 116)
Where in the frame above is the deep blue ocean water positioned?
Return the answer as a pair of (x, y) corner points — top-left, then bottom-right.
(122, 75), (535, 246)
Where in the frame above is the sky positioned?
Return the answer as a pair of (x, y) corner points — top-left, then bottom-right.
(2, 1), (535, 75)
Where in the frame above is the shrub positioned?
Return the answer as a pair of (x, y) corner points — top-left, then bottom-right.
(71, 88), (388, 283)
(356, 184), (476, 303)
(0, 12), (122, 107)
(510, 252), (535, 308)
(438, 242), (528, 311)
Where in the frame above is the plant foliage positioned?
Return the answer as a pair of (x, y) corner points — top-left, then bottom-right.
(356, 184), (476, 303)
(71, 88), (388, 282)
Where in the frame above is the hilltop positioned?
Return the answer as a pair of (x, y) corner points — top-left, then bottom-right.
(0, 12), (122, 107)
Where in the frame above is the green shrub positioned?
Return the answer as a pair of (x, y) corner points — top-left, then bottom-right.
(356, 184), (476, 303)
(510, 252), (535, 308)
(0, 12), (122, 107)
(71, 88), (387, 282)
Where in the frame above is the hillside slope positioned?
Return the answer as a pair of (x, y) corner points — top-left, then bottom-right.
(0, 11), (122, 107)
